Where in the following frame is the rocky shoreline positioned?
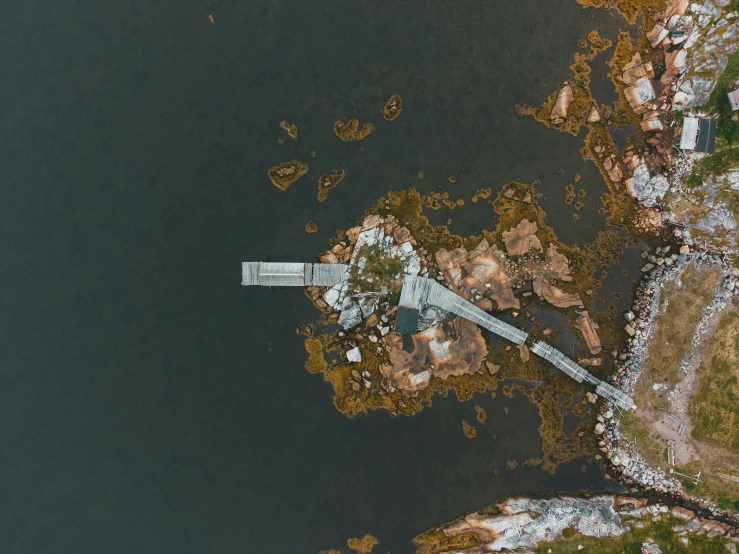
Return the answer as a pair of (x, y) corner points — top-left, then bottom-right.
(593, 239), (739, 524)
(577, 0), (739, 530)
(416, 493), (739, 552)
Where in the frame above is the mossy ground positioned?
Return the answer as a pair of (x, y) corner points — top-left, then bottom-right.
(347, 242), (405, 296)
(680, 308), (739, 511)
(692, 310), (739, 451)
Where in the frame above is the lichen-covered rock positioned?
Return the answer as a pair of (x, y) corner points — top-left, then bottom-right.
(440, 496), (626, 552)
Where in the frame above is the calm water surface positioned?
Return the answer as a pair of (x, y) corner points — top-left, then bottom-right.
(2, 1), (638, 552)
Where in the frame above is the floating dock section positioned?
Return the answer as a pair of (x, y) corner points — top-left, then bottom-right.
(241, 262), (347, 287)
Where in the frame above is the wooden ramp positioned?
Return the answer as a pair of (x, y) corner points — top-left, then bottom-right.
(400, 276), (635, 411)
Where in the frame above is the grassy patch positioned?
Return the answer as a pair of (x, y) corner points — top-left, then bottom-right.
(687, 149), (739, 188)
(619, 265), (722, 465)
(704, 49), (739, 149)
(691, 310), (739, 450)
(347, 243), (405, 297)
(638, 265), (721, 397)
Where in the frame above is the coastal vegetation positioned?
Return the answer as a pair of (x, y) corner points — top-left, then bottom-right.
(317, 167), (346, 202)
(533, 515), (732, 553)
(381, 94), (402, 121)
(267, 160), (308, 190)
(302, 183), (630, 475)
(334, 118), (376, 141)
(346, 243), (404, 296)
(619, 264), (722, 465)
(462, 419), (477, 438)
(278, 119), (298, 140)
(346, 534), (379, 553)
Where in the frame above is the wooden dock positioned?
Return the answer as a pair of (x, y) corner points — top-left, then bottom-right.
(398, 275), (635, 411)
(241, 262), (347, 287)
(240, 264), (636, 411)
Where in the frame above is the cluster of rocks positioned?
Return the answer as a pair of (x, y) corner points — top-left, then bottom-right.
(616, 497), (739, 545)
(610, 0), (739, 210)
(623, 145), (671, 208)
(309, 215), (604, 398)
(646, 0), (739, 110)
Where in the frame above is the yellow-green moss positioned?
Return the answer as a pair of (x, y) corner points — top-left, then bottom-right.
(381, 94), (402, 121)
(462, 419), (477, 438)
(474, 405), (487, 423)
(346, 534), (379, 554)
(317, 167), (346, 202)
(267, 160), (308, 190)
(334, 118), (375, 141)
(279, 119), (298, 139)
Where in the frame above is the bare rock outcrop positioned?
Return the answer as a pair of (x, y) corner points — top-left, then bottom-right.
(502, 219), (543, 256)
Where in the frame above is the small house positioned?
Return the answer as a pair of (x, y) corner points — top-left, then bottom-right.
(729, 88), (739, 111)
(680, 116), (717, 154)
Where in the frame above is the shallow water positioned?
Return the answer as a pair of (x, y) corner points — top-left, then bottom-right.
(2, 0), (640, 552)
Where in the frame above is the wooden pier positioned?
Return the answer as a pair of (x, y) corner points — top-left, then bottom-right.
(241, 262), (347, 287)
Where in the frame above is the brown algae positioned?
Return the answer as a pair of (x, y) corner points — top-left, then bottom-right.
(267, 160), (308, 190)
(381, 94), (402, 121)
(462, 419), (477, 438)
(334, 118), (376, 142)
(279, 120), (298, 140)
(346, 534), (379, 554)
(474, 405), (487, 423)
(305, 221), (318, 234)
(317, 167), (346, 202)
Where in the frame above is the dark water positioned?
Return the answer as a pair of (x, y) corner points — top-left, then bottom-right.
(2, 1), (639, 552)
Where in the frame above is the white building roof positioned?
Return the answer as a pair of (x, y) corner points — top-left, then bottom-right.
(680, 117), (699, 150)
